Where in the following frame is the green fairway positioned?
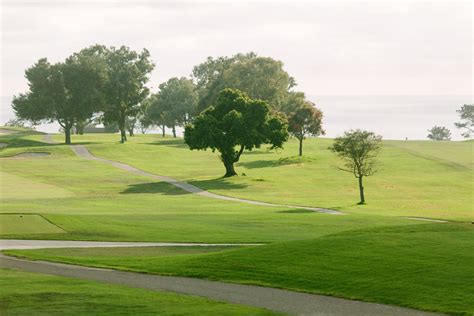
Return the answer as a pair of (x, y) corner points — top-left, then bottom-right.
(0, 214), (65, 235)
(64, 133), (472, 221)
(0, 269), (276, 315)
(9, 222), (473, 315)
(1, 129), (472, 315)
(0, 132), (425, 242)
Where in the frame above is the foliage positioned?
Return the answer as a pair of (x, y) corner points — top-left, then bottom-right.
(192, 52), (295, 111)
(330, 130), (382, 204)
(184, 89), (289, 177)
(12, 49), (107, 144)
(4, 118), (32, 129)
(101, 46), (155, 143)
(454, 104), (473, 138)
(287, 100), (324, 156)
(427, 125), (451, 141)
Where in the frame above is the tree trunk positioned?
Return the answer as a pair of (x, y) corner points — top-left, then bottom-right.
(172, 125), (176, 138)
(64, 122), (72, 145)
(223, 160), (237, 177)
(162, 125), (165, 137)
(358, 176), (365, 204)
(298, 137), (303, 156)
(65, 128), (71, 145)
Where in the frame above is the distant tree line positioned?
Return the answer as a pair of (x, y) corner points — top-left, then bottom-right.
(12, 48), (325, 152)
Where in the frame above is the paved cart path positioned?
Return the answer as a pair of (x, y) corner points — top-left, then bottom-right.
(0, 239), (260, 250)
(0, 253), (439, 316)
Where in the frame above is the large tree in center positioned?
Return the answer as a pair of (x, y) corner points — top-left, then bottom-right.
(12, 50), (106, 144)
(184, 89), (289, 177)
(102, 46), (154, 143)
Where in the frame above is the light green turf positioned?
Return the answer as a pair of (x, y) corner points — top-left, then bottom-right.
(0, 132), (425, 242)
(0, 171), (74, 200)
(0, 269), (276, 315)
(10, 223), (473, 315)
(0, 214), (65, 235)
(62, 133), (473, 221)
(1, 130), (472, 315)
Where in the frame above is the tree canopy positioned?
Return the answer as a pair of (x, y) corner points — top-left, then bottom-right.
(427, 126), (451, 141)
(192, 52), (295, 112)
(184, 88), (289, 177)
(286, 98), (325, 156)
(12, 50), (107, 144)
(455, 104), (473, 138)
(146, 77), (198, 137)
(101, 46), (155, 143)
(330, 130), (382, 204)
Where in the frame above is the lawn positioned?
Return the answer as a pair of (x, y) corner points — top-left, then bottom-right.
(0, 269), (276, 315)
(8, 222), (473, 315)
(1, 129), (472, 315)
(63, 133), (472, 221)
(0, 132), (425, 243)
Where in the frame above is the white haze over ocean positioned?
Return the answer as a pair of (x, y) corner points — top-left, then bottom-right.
(1, 0), (472, 140)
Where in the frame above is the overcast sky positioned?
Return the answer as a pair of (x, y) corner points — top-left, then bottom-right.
(1, 0), (472, 139)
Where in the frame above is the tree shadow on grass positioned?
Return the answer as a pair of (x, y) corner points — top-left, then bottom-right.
(238, 156), (318, 169)
(188, 178), (248, 191)
(146, 139), (188, 148)
(121, 182), (190, 195)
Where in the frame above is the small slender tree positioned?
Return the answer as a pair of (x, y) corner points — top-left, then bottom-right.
(330, 130), (382, 204)
(185, 88), (289, 177)
(287, 101), (325, 156)
(427, 126), (451, 141)
(455, 104), (473, 138)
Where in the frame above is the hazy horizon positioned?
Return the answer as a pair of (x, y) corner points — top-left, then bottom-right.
(1, 0), (472, 140)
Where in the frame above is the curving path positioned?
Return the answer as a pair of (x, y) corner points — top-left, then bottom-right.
(0, 239), (260, 250)
(69, 144), (343, 215)
(0, 253), (439, 316)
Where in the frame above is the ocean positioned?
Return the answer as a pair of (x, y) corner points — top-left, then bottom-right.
(1, 94), (472, 141)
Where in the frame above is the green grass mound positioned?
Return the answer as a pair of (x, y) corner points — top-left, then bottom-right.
(10, 223), (472, 315)
(0, 269), (276, 315)
(0, 214), (65, 235)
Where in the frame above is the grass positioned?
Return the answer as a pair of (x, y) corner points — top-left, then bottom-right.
(68, 133), (472, 221)
(0, 133), (425, 243)
(0, 214), (65, 235)
(0, 269), (276, 315)
(1, 129), (472, 314)
(9, 222), (473, 315)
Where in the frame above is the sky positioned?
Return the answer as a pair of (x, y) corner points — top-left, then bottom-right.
(1, 0), (472, 139)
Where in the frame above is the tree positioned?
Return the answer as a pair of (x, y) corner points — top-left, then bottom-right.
(330, 130), (382, 204)
(455, 104), (473, 138)
(102, 46), (154, 143)
(145, 94), (171, 137)
(184, 88), (289, 177)
(287, 100), (325, 156)
(427, 126), (451, 141)
(154, 77), (198, 137)
(12, 50), (107, 144)
(4, 118), (31, 129)
(192, 52), (295, 111)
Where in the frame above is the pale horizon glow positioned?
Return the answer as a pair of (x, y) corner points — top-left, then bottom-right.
(1, 0), (472, 140)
